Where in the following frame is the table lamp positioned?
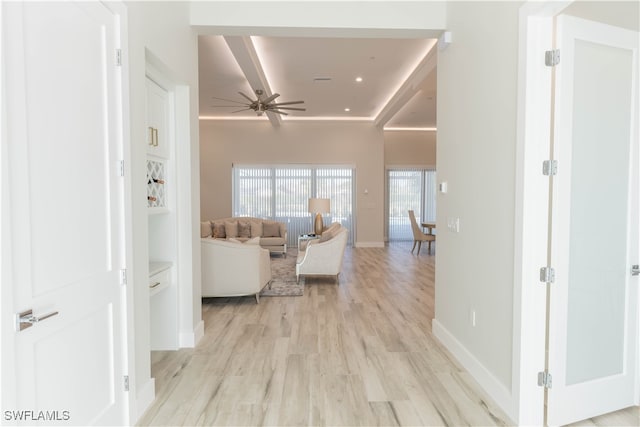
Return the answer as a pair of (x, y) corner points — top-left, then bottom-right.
(308, 198), (330, 235)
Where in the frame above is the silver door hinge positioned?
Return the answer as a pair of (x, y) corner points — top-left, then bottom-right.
(116, 49), (122, 67)
(542, 160), (558, 176)
(124, 375), (129, 391)
(632, 265), (640, 276)
(119, 160), (124, 177)
(540, 267), (555, 283)
(538, 371), (552, 388)
(545, 49), (560, 67)
(120, 269), (127, 286)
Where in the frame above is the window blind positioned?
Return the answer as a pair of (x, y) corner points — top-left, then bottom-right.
(233, 165), (355, 247)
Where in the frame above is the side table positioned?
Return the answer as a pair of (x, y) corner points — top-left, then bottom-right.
(298, 233), (320, 251)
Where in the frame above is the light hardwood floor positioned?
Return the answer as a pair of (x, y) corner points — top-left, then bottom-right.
(139, 243), (638, 426)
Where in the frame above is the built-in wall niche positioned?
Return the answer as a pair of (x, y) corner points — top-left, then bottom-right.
(146, 71), (178, 351)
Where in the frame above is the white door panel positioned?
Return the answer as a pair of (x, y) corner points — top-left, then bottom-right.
(2, 2), (126, 425)
(547, 15), (638, 426)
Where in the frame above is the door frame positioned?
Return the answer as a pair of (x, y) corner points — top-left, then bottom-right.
(513, 1), (640, 425)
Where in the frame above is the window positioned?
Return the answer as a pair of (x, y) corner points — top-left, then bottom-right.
(233, 165), (355, 247)
(387, 168), (436, 241)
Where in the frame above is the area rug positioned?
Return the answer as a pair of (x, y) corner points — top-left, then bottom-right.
(260, 249), (304, 297)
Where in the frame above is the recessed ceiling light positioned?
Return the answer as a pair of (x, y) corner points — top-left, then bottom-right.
(344, 108), (351, 112)
(355, 77), (363, 82)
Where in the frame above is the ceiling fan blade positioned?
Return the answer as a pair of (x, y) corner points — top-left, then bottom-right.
(211, 96), (248, 105)
(270, 100), (305, 106)
(238, 91), (255, 102)
(231, 108), (252, 113)
(261, 93), (280, 104)
(270, 107), (306, 111)
(267, 110), (288, 116)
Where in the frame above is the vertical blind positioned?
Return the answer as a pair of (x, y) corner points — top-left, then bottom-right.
(233, 165), (355, 247)
(387, 168), (437, 241)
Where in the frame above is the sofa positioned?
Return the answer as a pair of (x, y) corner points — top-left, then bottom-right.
(201, 217), (287, 255)
(296, 224), (348, 284)
(201, 237), (272, 303)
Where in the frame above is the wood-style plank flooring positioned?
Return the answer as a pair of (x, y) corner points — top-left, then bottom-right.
(138, 243), (638, 426)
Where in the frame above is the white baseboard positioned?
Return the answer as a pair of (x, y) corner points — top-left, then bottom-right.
(432, 319), (517, 423)
(134, 377), (155, 423)
(179, 320), (204, 348)
(355, 241), (385, 248)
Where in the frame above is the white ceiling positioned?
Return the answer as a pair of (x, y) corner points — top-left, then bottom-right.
(198, 35), (437, 129)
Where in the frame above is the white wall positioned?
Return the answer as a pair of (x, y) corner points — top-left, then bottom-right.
(200, 120), (385, 246)
(124, 1), (201, 421)
(434, 0), (523, 418)
(384, 130), (437, 166)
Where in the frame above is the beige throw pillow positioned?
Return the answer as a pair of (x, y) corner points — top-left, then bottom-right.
(238, 221), (251, 238)
(320, 229), (334, 242)
(224, 221), (238, 238)
(200, 221), (212, 238)
(250, 221), (263, 237)
(263, 222), (280, 237)
(212, 222), (226, 239)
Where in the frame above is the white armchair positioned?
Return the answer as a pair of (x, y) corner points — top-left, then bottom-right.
(201, 238), (272, 303)
(296, 226), (348, 284)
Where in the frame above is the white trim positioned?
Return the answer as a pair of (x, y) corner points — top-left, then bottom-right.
(383, 127), (437, 132)
(134, 377), (155, 423)
(354, 241), (385, 248)
(433, 320), (517, 424)
(180, 320), (205, 348)
(385, 164), (436, 171)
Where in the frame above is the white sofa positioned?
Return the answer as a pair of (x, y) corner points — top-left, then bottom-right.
(201, 238), (272, 303)
(296, 225), (348, 284)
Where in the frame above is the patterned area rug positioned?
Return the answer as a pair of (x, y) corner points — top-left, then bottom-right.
(260, 249), (304, 297)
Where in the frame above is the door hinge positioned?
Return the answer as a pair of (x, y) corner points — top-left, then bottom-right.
(120, 269), (127, 286)
(545, 49), (560, 67)
(540, 267), (555, 284)
(119, 160), (125, 177)
(537, 371), (552, 388)
(124, 375), (129, 391)
(116, 49), (122, 67)
(632, 265), (640, 276)
(542, 160), (558, 176)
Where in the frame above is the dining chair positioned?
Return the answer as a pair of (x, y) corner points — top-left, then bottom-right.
(408, 210), (435, 255)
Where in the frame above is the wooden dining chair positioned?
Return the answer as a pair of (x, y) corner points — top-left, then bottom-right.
(408, 210), (435, 254)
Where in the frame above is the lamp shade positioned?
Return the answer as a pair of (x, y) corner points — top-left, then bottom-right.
(308, 198), (330, 214)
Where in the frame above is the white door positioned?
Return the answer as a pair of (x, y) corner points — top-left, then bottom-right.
(2, 2), (127, 425)
(547, 15), (639, 426)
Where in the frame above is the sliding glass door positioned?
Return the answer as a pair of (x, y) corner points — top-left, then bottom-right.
(387, 168), (436, 241)
(233, 165), (355, 247)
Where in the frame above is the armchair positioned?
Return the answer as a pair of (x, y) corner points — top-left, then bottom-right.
(296, 226), (348, 284)
(201, 238), (272, 303)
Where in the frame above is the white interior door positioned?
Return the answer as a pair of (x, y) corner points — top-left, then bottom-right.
(547, 15), (639, 426)
(2, 2), (127, 425)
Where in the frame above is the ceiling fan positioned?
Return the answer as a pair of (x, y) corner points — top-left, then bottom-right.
(211, 89), (305, 116)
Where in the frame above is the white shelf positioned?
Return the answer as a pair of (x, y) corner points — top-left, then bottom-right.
(148, 261), (172, 297)
(149, 261), (172, 276)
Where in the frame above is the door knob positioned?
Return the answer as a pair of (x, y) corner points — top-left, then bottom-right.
(15, 309), (59, 332)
